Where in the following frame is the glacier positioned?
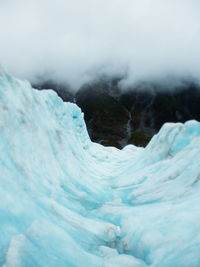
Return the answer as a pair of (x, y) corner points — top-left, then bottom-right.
(0, 68), (200, 267)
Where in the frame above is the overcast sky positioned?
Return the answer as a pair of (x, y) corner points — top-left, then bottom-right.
(0, 0), (200, 89)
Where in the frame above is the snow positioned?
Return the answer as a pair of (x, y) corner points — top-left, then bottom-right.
(0, 68), (200, 266)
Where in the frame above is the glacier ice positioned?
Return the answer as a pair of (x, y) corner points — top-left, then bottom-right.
(0, 68), (200, 267)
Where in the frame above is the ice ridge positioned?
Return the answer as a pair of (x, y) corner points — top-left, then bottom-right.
(0, 70), (200, 267)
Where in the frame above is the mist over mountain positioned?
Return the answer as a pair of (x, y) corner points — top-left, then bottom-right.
(33, 75), (200, 148)
(0, 0), (200, 90)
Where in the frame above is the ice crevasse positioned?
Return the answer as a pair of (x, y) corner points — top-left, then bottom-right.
(0, 68), (200, 267)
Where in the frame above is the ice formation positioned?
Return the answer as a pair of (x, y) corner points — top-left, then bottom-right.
(0, 68), (200, 267)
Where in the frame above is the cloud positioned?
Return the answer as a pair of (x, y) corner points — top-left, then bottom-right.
(0, 0), (200, 90)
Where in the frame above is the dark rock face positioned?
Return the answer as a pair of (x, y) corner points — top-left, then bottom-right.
(33, 77), (200, 148)
(76, 82), (130, 148)
(120, 81), (200, 135)
(77, 79), (200, 148)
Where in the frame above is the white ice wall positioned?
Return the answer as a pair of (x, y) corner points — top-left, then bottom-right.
(0, 69), (200, 267)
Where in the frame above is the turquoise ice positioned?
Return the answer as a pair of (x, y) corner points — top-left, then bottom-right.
(0, 68), (200, 267)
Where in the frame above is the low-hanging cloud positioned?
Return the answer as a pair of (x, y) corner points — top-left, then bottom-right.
(0, 0), (200, 90)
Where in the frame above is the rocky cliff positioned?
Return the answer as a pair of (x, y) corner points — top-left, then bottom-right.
(34, 77), (200, 148)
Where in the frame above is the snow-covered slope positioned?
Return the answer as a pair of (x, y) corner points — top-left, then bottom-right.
(0, 69), (200, 267)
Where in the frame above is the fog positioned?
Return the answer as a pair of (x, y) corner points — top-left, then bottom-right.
(0, 0), (200, 90)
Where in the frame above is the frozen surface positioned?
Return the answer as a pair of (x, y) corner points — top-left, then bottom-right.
(0, 68), (200, 266)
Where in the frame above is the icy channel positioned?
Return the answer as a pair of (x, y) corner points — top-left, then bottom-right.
(0, 69), (200, 267)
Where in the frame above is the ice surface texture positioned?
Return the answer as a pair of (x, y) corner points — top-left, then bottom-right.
(0, 68), (200, 267)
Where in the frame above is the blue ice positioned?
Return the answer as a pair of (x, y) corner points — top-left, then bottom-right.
(0, 68), (200, 266)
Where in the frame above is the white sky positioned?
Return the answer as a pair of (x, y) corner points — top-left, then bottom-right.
(0, 0), (200, 89)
